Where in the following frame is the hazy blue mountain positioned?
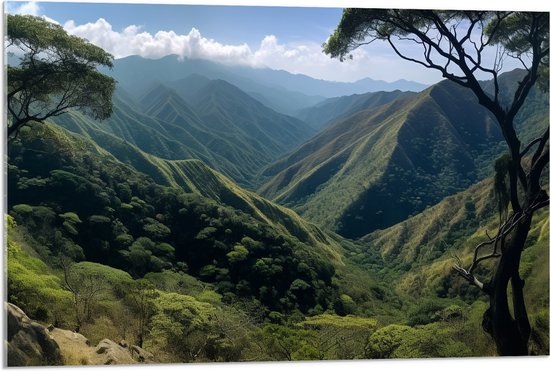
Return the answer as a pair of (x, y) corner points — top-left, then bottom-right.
(229, 65), (428, 96)
(107, 55), (325, 115)
(107, 55), (426, 115)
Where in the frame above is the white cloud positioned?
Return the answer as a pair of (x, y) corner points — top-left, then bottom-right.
(63, 19), (253, 64)
(7, 1), (41, 16)
(7, 1), (59, 24)
(62, 18), (381, 82)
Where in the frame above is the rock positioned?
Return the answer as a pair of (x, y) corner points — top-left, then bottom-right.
(130, 344), (154, 363)
(95, 339), (134, 365)
(48, 328), (95, 365)
(6, 303), (62, 366)
(119, 339), (128, 348)
(47, 324), (55, 332)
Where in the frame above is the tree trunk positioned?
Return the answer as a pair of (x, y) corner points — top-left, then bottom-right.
(485, 215), (533, 356)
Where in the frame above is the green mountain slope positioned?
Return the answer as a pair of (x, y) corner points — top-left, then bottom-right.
(259, 71), (548, 238)
(346, 173), (549, 353)
(356, 173), (548, 307)
(296, 90), (416, 130)
(8, 122), (345, 313)
(107, 55), (426, 115)
(53, 79), (314, 188)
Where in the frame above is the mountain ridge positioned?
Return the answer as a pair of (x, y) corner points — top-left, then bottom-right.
(259, 70), (548, 238)
(53, 78), (315, 189)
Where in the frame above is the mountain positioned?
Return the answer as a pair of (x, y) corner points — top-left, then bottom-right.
(53, 79), (314, 188)
(224, 62), (428, 96)
(259, 70), (548, 239)
(107, 55), (326, 115)
(296, 90), (417, 130)
(106, 55), (427, 115)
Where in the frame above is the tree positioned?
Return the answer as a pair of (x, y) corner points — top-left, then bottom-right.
(6, 14), (116, 139)
(324, 10), (548, 355)
(59, 257), (108, 332)
(126, 279), (159, 348)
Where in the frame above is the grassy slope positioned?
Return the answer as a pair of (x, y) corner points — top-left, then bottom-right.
(358, 174), (548, 318)
(259, 82), (495, 237)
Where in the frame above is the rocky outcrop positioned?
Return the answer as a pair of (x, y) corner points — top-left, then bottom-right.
(130, 344), (154, 363)
(95, 339), (135, 365)
(7, 302), (154, 366)
(6, 303), (62, 366)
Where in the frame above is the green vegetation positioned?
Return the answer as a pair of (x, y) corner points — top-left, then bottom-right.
(260, 71), (548, 240)
(8, 124), (340, 314)
(324, 9), (548, 355)
(6, 15), (115, 139)
(296, 90), (415, 130)
(6, 11), (548, 365)
(52, 77), (313, 189)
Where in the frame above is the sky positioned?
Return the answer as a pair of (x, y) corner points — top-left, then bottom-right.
(5, 0), (449, 84)
(4, 0), (548, 84)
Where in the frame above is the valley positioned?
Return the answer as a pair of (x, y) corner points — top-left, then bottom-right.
(5, 8), (549, 366)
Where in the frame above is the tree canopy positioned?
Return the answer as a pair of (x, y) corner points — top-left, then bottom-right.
(6, 14), (116, 139)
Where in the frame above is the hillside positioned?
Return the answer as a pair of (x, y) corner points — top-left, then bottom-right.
(358, 173), (548, 330)
(7, 122), (348, 313)
(259, 71), (548, 238)
(348, 174), (549, 353)
(53, 80), (314, 188)
(296, 90), (416, 130)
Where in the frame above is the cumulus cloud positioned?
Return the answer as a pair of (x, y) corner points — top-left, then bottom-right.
(7, 1), (59, 24)
(62, 18), (375, 82)
(7, 1), (41, 16)
(64, 19), (253, 63)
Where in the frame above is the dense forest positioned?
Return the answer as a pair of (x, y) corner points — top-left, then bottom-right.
(5, 9), (549, 366)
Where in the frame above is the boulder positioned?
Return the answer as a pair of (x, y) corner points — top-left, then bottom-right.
(95, 339), (134, 365)
(130, 344), (154, 363)
(6, 303), (62, 366)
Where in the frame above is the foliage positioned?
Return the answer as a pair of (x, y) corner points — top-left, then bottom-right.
(300, 314), (378, 359)
(8, 124), (337, 314)
(6, 15), (115, 138)
(7, 217), (72, 324)
(147, 292), (216, 362)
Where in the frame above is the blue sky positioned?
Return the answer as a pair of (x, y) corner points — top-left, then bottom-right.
(21, 2), (343, 49)
(7, 0), (542, 84)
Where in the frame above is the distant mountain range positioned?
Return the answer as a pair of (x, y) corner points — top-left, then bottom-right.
(54, 55), (548, 239)
(105, 55), (427, 115)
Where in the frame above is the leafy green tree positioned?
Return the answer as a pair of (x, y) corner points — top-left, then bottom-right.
(148, 292), (215, 362)
(7, 15), (115, 139)
(257, 324), (315, 361)
(324, 10), (548, 355)
(59, 258), (132, 332)
(125, 279), (159, 348)
(301, 314), (378, 360)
